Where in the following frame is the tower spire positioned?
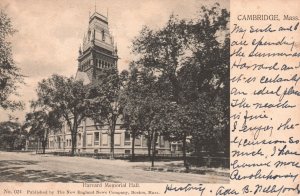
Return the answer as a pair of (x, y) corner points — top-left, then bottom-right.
(95, 0), (97, 12)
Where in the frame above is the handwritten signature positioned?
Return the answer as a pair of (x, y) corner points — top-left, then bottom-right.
(164, 184), (206, 195)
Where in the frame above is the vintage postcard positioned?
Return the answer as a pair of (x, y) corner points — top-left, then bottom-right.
(0, 0), (299, 195)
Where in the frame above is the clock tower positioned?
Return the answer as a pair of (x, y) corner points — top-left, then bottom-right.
(77, 11), (118, 83)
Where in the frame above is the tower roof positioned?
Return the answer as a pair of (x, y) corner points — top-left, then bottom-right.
(81, 10), (116, 54)
(89, 11), (108, 24)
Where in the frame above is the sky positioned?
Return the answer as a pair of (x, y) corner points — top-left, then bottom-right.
(0, 0), (229, 122)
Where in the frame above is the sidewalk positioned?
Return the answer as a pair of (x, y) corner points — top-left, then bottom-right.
(132, 161), (229, 177)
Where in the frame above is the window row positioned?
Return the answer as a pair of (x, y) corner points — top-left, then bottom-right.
(95, 58), (114, 69)
(49, 132), (167, 148)
(86, 132), (121, 147)
(124, 132), (166, 147)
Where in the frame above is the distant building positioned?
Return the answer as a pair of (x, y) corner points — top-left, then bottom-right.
(47, 11), (180, 154)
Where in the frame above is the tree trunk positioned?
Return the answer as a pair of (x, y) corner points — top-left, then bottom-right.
(42, 134), (48, 154)
(110, 116), (116, 159)
(35, 138), (38, 154)
(69, 119), (78, 156)
(147, 137), (151, 158)
(42, 139), (46, 154)
(131, 131), (135, 161)
(151, 132), (157, 167)
(182, 132), (188, 170)
(71, 126), (77, 156)
(71, 132), (76, 156)
(110, 130), (114, 159)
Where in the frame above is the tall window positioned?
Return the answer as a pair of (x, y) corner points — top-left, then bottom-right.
(114, 134), (121, 146)
(78, 134), (81, 146)
(160, 136), (165, 147)
(125, 131), (130, 146)
(125, 131), (130, 141)
(135, 136), (141, 146)
(94, 132), (100, 145)
(142, 136), (147, 147)
(101, 133), (108, 146)
(102, 30), (105, 41)
(87, 134), (92, 146)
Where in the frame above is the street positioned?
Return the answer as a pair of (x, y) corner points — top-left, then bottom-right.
(0, 151), (228, 183)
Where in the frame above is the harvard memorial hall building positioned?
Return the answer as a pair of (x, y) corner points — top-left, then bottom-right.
(47, 11), (180, 155)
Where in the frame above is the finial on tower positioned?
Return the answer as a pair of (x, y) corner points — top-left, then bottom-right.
(95, 0), (97, 12)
